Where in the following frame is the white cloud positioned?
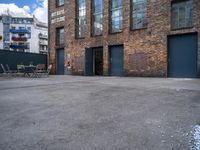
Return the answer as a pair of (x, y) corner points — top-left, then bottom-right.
(0, 0), (48, 23)
(0, 3), (31, 17)
(33, 0), (48, 23)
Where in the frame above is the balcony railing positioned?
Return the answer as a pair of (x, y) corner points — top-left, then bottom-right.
(10, 29), (30, 34)
(39, 34), (48, 39)
(39, 40), (48, 45)
(10, 44), (29, 49)
(12, 37), (28, 41)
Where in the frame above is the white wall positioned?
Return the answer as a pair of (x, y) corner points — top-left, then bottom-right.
(9, 23), (48, 53)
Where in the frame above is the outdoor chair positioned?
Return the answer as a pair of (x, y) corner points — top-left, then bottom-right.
(6, 64), (18, 76)
(46, 65), (52, 77)
(16, 65), (25, 77)
(0, 64), (12, 77)
(41, 64), (52, 77)
(33, 64), (46, 77)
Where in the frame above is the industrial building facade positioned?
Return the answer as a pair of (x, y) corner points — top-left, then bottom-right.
(49, 0), (200, 78)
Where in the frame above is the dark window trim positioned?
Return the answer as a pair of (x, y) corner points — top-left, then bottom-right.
(56, 0), (64, 7)
(75, 0), (86, 39)
(56, 27), (64, 47)
(130, 0), (148, 31)
(91, 0), (103, 37)
(109, 0), (123, 34)
(170, 0), (194, 30)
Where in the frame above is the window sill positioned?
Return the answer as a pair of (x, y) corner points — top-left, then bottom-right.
(56, 4), (64, 8)
(91, 34), (103, 38)
(171, 26), (194, 31)
(109, 31), (123, 35)
(130, 27), (147, 31)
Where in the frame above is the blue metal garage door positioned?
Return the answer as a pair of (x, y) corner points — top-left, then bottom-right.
(57, 49), (64, 75)
(110, 46), (124, 76)
(85, 48), (93, 76)
(168, 33), (197, 78)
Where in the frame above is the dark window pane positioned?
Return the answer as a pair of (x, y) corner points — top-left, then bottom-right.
(171, 0), (194, 29)
(76, 0), (86, 38)
(58, 0), (64, 6)
(92, 0), (103, 36)
(110, 0), (123, 33)
(57, 28), (64, 46)
(132, 0), (147, 29)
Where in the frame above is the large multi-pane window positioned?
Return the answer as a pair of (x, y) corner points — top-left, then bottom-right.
(110, 0), (123, 33)
(76, 0), (86, 38)
(57, 0), (64, 7)
(92, 0), (103, 36)
(131, 0), (147, 29)
(56, 27), (64, 47)
(171, 0), (194, 30)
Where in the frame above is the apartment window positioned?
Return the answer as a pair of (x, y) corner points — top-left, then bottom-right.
(171, 0), (194, 29)
(56, 28), (64, 47)
(57, 0), (64, 7)
(92, 0), (103, 36)
(76, 0), (86, 38)
(110, 0), (123, 33)
(131, 0), (147, 29)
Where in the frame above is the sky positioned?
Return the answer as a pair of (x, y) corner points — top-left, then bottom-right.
(0, 0), (48, 23)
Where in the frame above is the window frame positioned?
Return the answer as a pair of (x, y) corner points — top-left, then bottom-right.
(109, 0), (123, 33)
(75, 0), (86, 39)
(56, 27), (65, 47)
(91, 0), (103, 37)
(171, 0), (194, 30)
(56, 0), (64, 7)
(130, 0), (148, 30)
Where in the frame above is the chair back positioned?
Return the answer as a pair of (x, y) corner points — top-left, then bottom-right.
(0, 64), (7, 73)
(47, 65), (52, 74)
(6, 64), (11, 71)
(17, 65), (25, 73)
(36, 64), (45, 70)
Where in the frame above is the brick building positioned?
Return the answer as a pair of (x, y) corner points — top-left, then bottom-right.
(48, 0), (200, 78)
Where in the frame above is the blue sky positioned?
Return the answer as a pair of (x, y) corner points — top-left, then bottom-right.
(0, 0), (47, 23)
(0, 0), (36, 10)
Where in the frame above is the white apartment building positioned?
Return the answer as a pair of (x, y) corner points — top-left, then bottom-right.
(0, 14), (48, 54)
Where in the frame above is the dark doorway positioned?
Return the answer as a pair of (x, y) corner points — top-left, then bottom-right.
(109, 45), (124, 76)
(56, 49), (64, 75)
(168, 33), (197, 78)
(85, 47), (103, 76)
(94, 48), (103, 76)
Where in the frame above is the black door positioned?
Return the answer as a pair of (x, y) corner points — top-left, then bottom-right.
(57, 49), (64, 75)
(94, 48), (103, 75)
(85, 48), (93, 76)
(110, 46), (123, 76)
(168, 33), (197, 78)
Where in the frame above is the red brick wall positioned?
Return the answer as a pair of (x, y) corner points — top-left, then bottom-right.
(49, 0), (200, 77)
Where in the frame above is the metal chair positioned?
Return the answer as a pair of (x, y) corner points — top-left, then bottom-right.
(6, 64), (17, 76)
(0, 64), (11, 77)
(16, 65), (25, 77)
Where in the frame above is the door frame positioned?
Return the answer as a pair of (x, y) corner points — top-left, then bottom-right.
(85, 46), (103, 76)
(108, 44), (124, 76)
(56, 48), (65, 75)
(167, 32), (198, 78)
(93, 47), (103, 76)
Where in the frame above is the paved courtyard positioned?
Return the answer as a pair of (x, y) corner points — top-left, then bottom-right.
(0, 76), (200, 150)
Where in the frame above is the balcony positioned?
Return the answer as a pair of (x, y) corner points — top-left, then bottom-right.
(12, 37), (28, 41)
(10, 44), (29, 49)
(10, 29), (30, 34)
(39, 40), (48, 45)
(39, 34), (48, 39)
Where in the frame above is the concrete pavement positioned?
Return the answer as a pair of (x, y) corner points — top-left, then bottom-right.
(0, 76), (200, 150)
